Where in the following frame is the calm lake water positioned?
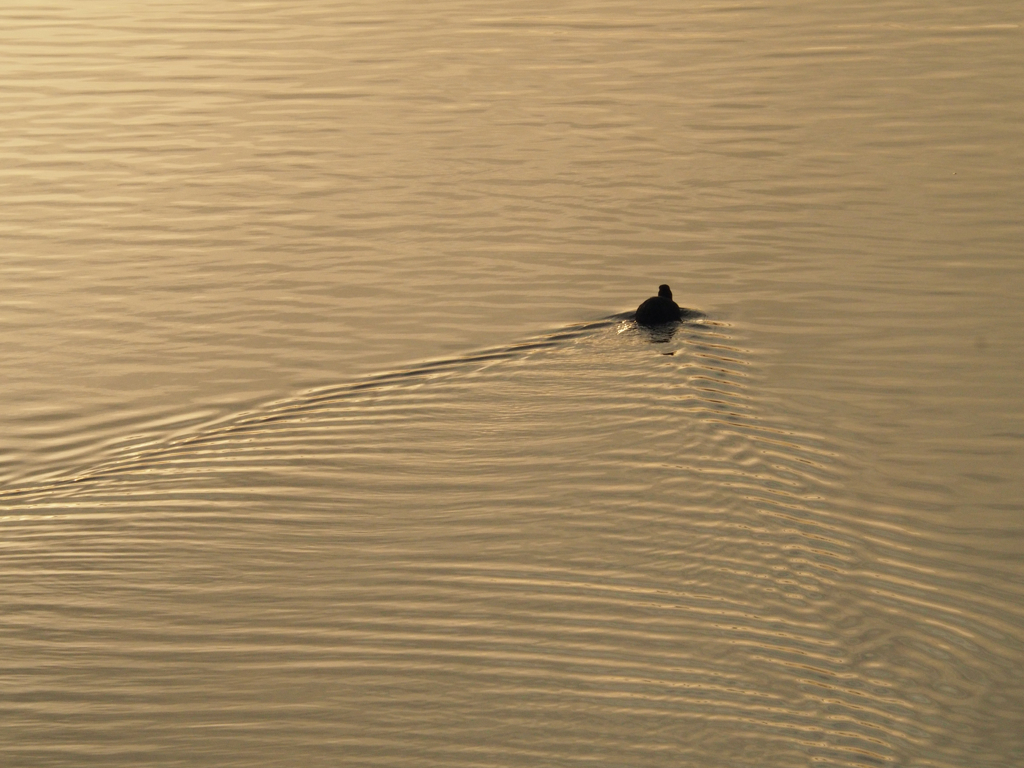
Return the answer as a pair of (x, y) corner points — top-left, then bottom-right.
(2, 2), (1022, 766)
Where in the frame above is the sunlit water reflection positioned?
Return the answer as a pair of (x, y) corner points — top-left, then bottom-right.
(1, 1), (1022, 766)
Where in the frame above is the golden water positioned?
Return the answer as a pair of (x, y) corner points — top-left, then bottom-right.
(1, 2), (1022, 766)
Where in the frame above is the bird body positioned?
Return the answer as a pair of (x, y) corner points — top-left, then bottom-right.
(635, 284), (683, 326)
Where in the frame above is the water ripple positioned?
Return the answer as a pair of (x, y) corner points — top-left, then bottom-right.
(3, 317), (1022, 766)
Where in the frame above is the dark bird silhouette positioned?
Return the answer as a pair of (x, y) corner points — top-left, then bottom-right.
(635, 284), (683, 326)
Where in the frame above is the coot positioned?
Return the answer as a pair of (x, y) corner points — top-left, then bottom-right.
(635, 284), (683, 326)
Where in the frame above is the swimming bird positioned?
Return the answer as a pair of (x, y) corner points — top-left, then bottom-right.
(635, 284), (683, 326)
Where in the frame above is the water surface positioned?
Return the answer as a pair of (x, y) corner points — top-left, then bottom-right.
(1, 2), (1022, 766)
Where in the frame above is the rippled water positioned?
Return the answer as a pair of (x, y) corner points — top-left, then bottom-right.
(2, 2), (1022, 766)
